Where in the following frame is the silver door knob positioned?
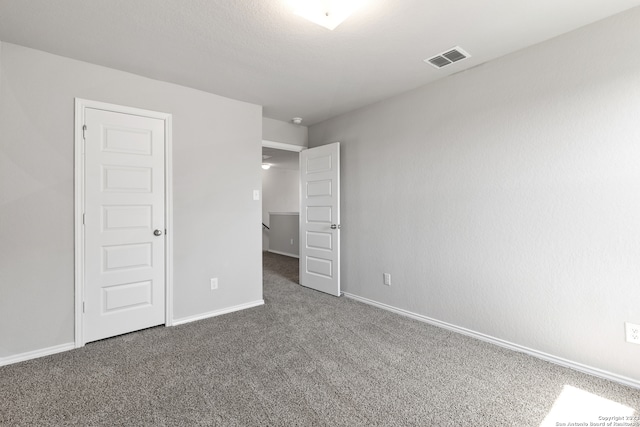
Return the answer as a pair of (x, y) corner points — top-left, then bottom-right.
(330, 224), (341, 230)
(154, 229), (163, 236)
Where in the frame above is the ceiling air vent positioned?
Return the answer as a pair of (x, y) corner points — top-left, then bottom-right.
(425, 46), (471, 69)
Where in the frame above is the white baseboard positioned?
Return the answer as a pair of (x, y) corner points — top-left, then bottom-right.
(172, 299), (265, 326)
(343, 292), (640, 390)
(0, 342), (75, 367)
(267, 249), (299, 259)
(1, 300), (266, 366)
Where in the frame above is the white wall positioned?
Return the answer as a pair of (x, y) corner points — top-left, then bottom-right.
(261, 168), (299, 251)
(0, 43), (263, 358)
(268, 213), (299, 258)
(309, 8), (640, 383)
(263, 117), (307, 147)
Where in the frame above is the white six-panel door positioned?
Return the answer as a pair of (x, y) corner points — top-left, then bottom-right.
(299, 142), (341, 296)
(83, 107), (166, 343)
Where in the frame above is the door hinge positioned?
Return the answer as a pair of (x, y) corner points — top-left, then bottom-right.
(82, 213), (85, 225)
(82, 301), (85, 313)
(82, 124), (87, 140)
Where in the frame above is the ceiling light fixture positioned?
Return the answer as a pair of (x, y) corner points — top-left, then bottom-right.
(292, 117), (303, 125)
(262, 163), (271, 170)
(289, 0), (365, 30)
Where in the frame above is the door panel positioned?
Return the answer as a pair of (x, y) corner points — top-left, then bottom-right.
(306, 206), (332, 223)
(306, 231), (332, 250)
(102, 166), (152, 192)
(102, 205), (152, 230)
(299, 142), (340, 296)
(84, 108), (166, 343)
(103, 281), (152, 312)
(102, 243), (152, 271)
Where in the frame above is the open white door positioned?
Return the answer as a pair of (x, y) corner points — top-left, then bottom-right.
(299, 142), (340, 296)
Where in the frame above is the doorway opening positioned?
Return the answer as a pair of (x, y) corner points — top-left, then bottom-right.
(261, 141), (303, 264)
(261, 140), (342, 297)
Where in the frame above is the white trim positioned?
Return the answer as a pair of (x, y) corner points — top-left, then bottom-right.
(343, 292), (640, 390)
(74, 100), (85, 348)
(267, 249), (300, 259)
(164, 115), (174, 326)
(0, 342), (75, 367)
(172, 300), (265, 326)
(262, 140), (306, 152)
(74, 98), (174, 347)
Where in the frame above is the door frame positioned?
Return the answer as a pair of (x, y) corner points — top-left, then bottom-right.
(261, 140), (342, 296)
(74, 98), (174, 348)
(262, 139), (305, 152)
(261, 139), (305, 256)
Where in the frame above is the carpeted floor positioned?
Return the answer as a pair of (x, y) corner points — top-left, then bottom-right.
(1, 251), (639, 426)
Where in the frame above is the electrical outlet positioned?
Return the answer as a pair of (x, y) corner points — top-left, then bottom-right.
(383, 273), (391, 286)
(290, 238), (294, 245)
(625, 322), (640, 344)
(210, 278), (218, 290)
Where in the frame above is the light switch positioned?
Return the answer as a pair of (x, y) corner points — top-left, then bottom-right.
(253, 190), (260, 201)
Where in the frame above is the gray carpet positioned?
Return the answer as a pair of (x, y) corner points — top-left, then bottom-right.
(1, 251), (639, 426)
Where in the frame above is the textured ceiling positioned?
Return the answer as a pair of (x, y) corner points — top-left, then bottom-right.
(1, 0), (639, 125)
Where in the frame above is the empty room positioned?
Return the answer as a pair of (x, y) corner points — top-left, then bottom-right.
(1, 1), (640, 425)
